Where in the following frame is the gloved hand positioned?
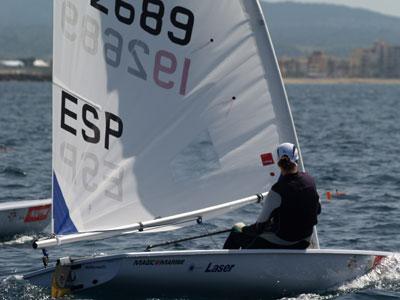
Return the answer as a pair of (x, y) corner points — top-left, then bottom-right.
(232, 222), (246, 232)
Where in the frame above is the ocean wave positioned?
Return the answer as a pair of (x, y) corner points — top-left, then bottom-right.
(338, 254), (400, 293)
(0, 276), (50, 300)
(0, 235), (35, 246)
(0, 167), (27, 177)
(279, 254), (400, 300)
(0, 145), (14, 153)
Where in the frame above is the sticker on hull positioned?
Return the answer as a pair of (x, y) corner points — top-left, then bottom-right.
(24, 204), (51, 223)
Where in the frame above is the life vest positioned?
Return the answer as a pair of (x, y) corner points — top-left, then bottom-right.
(271, 172), (321, 242)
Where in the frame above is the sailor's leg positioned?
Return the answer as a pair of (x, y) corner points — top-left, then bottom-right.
(246, 236), (310, 249)
(223, 223), (256, 249)
(245, 236), (283, 249)
(223, 231), (255, 249)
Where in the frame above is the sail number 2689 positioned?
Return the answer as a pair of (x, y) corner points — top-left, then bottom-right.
(62, 0), (192, 96)
(91, 0), (194, 46)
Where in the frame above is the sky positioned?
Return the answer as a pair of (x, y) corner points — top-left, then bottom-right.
(265, 0), (400, 18)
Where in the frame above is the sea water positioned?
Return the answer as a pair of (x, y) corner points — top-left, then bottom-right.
(0, 82), (399, 299)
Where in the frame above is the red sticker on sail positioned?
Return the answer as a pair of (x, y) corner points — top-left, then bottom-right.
(24, 204), (51, 223)
(260, 153), (274, 166)
(372, 256), (384, 269)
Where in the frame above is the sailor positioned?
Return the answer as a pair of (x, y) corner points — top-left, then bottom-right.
(223, 142), (321, 249)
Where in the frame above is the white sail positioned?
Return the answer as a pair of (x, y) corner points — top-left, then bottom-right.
(52, 0), (302, 236)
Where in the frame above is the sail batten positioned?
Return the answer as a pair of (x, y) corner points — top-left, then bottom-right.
(53, 78), (103, 111)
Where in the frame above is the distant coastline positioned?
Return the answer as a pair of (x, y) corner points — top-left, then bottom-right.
(0, 69), (51, 81)
(283, 78), (400, 85)
(1, 71), (400, 85)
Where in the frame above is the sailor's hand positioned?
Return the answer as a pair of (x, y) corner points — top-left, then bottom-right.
(232, 222), (246, 232)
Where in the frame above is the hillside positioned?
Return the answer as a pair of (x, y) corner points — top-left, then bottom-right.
(262, 1), (400, 57)
(1, 1), (400, 58)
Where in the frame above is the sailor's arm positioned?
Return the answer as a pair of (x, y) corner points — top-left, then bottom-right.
(256, 190), (281, 223)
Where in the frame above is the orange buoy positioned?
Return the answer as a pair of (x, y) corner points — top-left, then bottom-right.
(326, 191), (332, 201)
(326, 190), (346, 201)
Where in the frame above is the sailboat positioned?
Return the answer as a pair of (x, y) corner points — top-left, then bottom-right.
(24, 0), (392, 297)
(0, 199), (51, 238)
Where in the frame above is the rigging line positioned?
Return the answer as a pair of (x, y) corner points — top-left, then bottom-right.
(199, 222), (219, 249)
(144, 228), (231, 251)
(116, 218), (203, 252)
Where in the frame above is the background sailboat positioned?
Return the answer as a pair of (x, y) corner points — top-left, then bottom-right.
(0, 198), (51, 239)
(23, 0), (394, 298)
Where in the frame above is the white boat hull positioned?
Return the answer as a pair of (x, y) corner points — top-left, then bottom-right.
(0, 199), (51, 238)
(24, 249), (390, 298)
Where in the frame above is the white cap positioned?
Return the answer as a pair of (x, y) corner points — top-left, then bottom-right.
(277, 143), (299, 164)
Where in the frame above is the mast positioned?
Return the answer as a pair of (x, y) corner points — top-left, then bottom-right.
(252, 0), (319, 247)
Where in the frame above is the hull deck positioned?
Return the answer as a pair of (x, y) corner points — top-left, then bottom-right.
(24, 248), (392, 298)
